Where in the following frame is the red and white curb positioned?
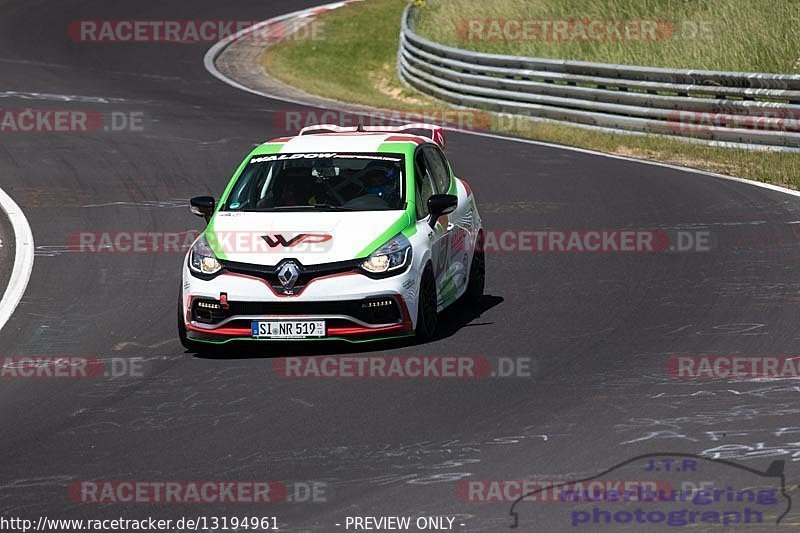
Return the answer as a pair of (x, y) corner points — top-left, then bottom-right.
(0, 187), (34, 333)
(203, 1), (800, 201)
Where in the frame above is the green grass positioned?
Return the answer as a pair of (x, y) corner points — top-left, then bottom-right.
(415, 0), (800, 73)
(263, 0), (432, 109)
(263, 0), (800, 189)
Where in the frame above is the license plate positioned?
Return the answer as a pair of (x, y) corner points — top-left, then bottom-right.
(251, 320), (326, 339)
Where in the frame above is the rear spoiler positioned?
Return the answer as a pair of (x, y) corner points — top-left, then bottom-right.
(298, 123), (446, 148)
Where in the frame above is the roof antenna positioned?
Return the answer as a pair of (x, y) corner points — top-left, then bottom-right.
(357, 119), (365, 133)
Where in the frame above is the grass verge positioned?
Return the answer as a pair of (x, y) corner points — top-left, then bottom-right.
(415, 0), (800, 73)
(262, 0), (800, 189)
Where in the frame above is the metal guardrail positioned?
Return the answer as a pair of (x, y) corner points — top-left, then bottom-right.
(397, 5), (800, 150)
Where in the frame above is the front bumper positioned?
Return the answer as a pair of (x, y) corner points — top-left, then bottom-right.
(181, 258), (417, 344)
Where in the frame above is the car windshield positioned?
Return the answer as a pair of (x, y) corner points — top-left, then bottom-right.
(222, 152), (405, 212)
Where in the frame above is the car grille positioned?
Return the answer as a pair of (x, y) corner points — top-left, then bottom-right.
(220, 258), (361, 295)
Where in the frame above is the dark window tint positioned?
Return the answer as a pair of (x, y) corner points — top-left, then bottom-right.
(424, 145), (451, 193)
(415, 150), (436, 219)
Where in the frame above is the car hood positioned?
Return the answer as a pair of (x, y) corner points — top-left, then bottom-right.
(208, 210), (410, 266)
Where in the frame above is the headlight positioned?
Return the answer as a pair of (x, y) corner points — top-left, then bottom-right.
(360, 234), (412, 276)
(189, 235), (222, 275)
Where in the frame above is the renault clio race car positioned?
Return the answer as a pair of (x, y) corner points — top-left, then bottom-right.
(178, 123), (484, 350)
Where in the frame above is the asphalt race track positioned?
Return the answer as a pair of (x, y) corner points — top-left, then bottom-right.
(1, 0), (800, 531)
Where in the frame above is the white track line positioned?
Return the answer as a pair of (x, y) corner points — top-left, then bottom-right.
(203, 2), (800, 200)
(0, 186), (34, 333)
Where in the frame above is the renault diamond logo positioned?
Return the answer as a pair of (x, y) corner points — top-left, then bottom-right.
(277, 261), (300, 291)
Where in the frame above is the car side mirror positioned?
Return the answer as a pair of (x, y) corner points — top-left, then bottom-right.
(190, 196), (215, 223)
(427, 194), (457, 229)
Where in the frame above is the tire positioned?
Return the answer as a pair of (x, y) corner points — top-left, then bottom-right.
(415, 265), (438, 341)
(462, 232), (485, 305)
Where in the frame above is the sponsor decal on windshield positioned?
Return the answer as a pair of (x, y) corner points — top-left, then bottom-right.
(250, 153), (337, 163)
(249, 153), (402, 164)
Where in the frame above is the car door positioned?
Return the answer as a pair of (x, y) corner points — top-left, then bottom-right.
(422, 144), (465, 303)
(414, 148), (449, 307)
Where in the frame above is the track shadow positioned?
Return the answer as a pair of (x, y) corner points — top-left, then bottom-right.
(430, 294), (503, 341)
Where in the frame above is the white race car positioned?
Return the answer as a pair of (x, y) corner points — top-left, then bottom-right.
(179, 123), (484, 350)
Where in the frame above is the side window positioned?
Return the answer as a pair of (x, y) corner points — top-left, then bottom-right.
(414, 149), (436, 220)
(424, 145), (451, 194)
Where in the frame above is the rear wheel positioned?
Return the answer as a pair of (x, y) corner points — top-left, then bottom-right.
(462, 232), (485, 305)
(415, 265), (438, 341)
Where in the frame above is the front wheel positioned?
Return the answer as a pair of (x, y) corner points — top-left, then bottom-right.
(415, 266), (438, 341)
